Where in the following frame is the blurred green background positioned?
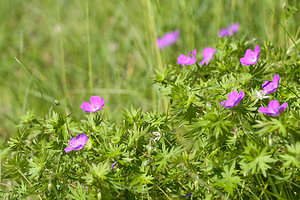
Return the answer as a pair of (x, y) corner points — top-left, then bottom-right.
(0, 0), (299, 142)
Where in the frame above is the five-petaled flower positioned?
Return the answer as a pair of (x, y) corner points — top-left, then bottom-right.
(177, 49), (197, 66)
(240, 45), (260, 65)
(81, 96), (105, 113)
(200, 47), (216, 66)
(64, 133), (88, 153)
(258, 100), (287, 116)
(262, 74), (280, 95)
(220, 91), (244, 108)
(157, 30), (179, 49)
(219, 23), (239, 37)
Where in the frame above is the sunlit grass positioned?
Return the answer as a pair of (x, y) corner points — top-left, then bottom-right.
(0, 0), (298, 142)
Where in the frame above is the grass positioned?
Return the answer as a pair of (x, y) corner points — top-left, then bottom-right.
(0, 0), (299, 143)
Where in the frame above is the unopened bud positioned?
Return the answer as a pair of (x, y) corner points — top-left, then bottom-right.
(48, 182), (52, 193)
(97, 192), (102, 200)
(152, 132), (161, 136)
(54, 100), (60, 106)
(282, 2), (286, 9)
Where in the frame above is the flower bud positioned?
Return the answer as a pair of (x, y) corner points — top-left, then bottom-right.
(54, 100), (60, 106)
(97, 192), (102, 200)
(48, 182), (52, 193)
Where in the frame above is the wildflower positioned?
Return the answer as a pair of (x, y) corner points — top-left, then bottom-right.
(182, 194), (193, 198)
(64, 133), (88, 153)
(177, 49), (197, 66)
(218, 23), (239, 37)
(157, 30), (179, 49)
(258, 100), (287, 116)
(262, 74), (280, 95)
(229, 23), (239, 34)
(240, 45), (260, 65)
(111, 162), (117, 170)
(220, 91), (244, 108)
(200, 47), (216, 66)
(81, 96), (105, 113)
(219, 28), (230, 37)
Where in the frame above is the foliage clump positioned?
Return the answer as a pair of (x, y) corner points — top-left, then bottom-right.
(1, 38), (300, 199)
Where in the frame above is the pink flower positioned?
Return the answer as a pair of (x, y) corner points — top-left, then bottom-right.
(64, 133), (88, 153)
(177, 49), (197, 66)
(157, 30), (179, 49)
(229, 23), (239, 34)
(218, 23), (239, 37)
(262, 74), (280, 95)
(219, 28), (230, 37)
(200, 47), (216, 66)
(258, 100), (287, 116)
(81, 96), (105, 113)
(240, 45), (260, 65)
(220, 91), (244, 108)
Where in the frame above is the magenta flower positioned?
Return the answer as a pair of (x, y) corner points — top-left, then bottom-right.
(111, 162), (117, 170)
(219, 28), (230, 37)
(81, 96), (105, 113)
(200, 47), (216, 66)
(64, 133), (88, 153)
(258, 100), (287, 116)
(229, 23), (239, 34)
(220, 91), (244, 108)
(219, 23), (239, 37)
(262, 74), (280, 95)
(240, 45), (260, 65)
(157, 30), (179, 49)
(177, 49), (197, 66)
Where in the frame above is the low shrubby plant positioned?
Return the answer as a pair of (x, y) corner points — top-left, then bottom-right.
(1, 36), (299, 199)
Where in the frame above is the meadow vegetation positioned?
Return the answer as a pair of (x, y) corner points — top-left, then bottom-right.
(0, 0), (299, 199)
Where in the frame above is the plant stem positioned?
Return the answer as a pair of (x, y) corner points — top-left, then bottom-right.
(86, 0), (93, 94)
(57, 0), (68, 108)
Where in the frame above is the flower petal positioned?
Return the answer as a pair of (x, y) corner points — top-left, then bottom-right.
(238, 91), (245, 99)
(231, 23), (239, 34)
(240, 57), (256, 65)
(71, 145), (83, 151)
(220, 101), (226, 106)
(279, 102), (288, 111)
(244, 49), (255, 57)
(64, 147), (74, 153)
(90, 96), (102, 106)
(81, 102), (93, 112)
(254, 45), (260, 55)
(219, 29), (229, 37)
(258, 107), (270, 114)
(68, 137), (77, 146)
(228, 91), (239, 101)
(186, 58), (197, 65)
(268, 100), (280, 110)
(272, 74), (280, 87)
(111, 162), (117, 170)
(192, 49), (197, 57)
(200, 59), (205, 66)
(262, 81), (271, 89)
(76, 133), (89, 146)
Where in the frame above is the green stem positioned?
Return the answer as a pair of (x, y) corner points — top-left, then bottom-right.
(85, 0), (93, 94)
(57, 0), (68, 108)
(142, 0), (166, 112)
